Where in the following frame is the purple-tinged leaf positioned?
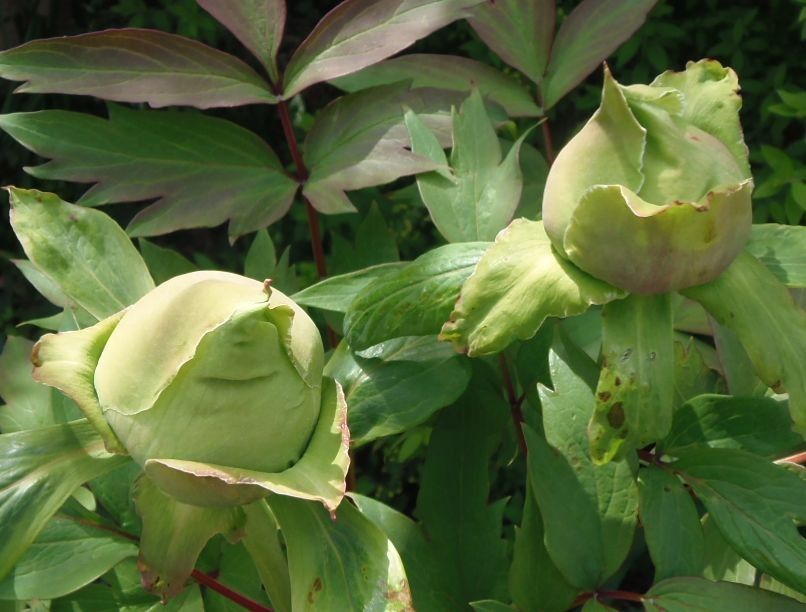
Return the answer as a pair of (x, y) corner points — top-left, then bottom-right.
(197, 0), (286, 83)
(0, 29), (276, 108)
(542, 0), (658, 109)
(302, 84), (461, 214)
(332, 54), (541, 117)
(467, 0), (555, 85)
(0, 106), (298, 239)
(282, 0), (485, 98)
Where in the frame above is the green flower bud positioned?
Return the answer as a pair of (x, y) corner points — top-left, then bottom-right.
(33, 271), (349, 509)
(543, 60), (753, 294)
(96, 271), (323, 475)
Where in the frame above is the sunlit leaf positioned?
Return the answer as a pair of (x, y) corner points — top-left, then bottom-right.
(282, 0), (484, 97)
(467, 0), (555, 84)
(8, 188), (154, 319)
(0, 29), (276, 108)
(542, 0), (658, 109)
(1, 107), (298, 239)
(332, 54), (540, 116)
(198, 0), (286, 82)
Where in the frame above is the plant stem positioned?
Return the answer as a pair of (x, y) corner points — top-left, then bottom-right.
(499, 353), (527, 455)
(192, 569), (274, 612)
(276, 99), (338, 349)
(541, 118), (556, 165)
(276, 100), (308, 182)
(71, 516), (273, 611)
(572, 589), (645, 608)
(276, 100), (330, 281)
(775, 450), (806, 465)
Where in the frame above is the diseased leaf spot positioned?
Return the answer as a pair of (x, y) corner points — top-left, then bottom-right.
(308, 577), (323, 603)
(607, 402), (625, 428)
(614, 377), (622, 386)
(598, 391), (612, 402)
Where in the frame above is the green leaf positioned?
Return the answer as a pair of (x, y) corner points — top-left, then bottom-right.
(241, 501), (291, 612)
(644, 576), (806, 611)
(675, 446), (806, 593)
(467, 0), (555, 84)
(197, 1), (285, 82)
(0, 30), (275, 107)
(345, 242), (489, 350)
(0, 514), (137, 600)
(663, 394), (803, 459)
(134, 476), (245, 600)
(302, 84), (459, 214)
(439, 219), (624, 356)
(268, 497), (412, 611)
(710, 321), (767, 398)
(524, 425), (604, 590)
(470, 602), (514, 612)
(406, 90), (527, 242)
(532, 348), (639, 587)
(509, 481), (578, 612)
(138, 240), (197, 286)
(282, 0), (484, 97)
(330, 202), (399, 273)
(745, 224), (806, 288)
(0, 336), (69, 433)
(638, 467), (704, 581)
(8, 188), (154, 319)
(292, 263), (405, 313)
(0, 420), (129, 581)
(0, 107), (298, 239)
(244, 229), (278, 282)
(351, 494), (453, 612)
(416, 373), (510, 605)
(332, 54), (540, 116)
(589, 294), (675, 463)
(542, 0), (658, 109)
(324, 339), (470, 444)
(701, 514), (756, 585)
(682, 252), (806, 435)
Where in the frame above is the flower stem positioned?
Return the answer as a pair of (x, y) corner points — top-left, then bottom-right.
(276, 99), (338, 349)
(499, 353), (527, 455)
(775, 450), (806, 465)
(541, 118), (556, 165)
(68, 516), (273, 611)
(192, 569), (274, 612)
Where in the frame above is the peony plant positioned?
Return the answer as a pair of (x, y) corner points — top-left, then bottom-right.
(1, 1), (805, 610)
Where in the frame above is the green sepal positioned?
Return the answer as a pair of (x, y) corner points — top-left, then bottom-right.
(440, 219), (625, 356)
(134, 475), (246, 600)
(565, 181), (752, 294)
(32, 311), (127, 454)
(588, 293), (675, 463)
(143, 377), (349, 511)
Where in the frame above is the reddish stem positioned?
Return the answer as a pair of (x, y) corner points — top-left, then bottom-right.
(277, 100), (308, 181)
(275, 100), (329, 282)
(191, 569), (273, 612)
(775, 450), (806, 465)
(276, 99), (337, 349)
(68, 516), (272, 611)
(499, 354), (527, 456)
(541, 118), (557, 165)
(572, 589), (645, 608)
